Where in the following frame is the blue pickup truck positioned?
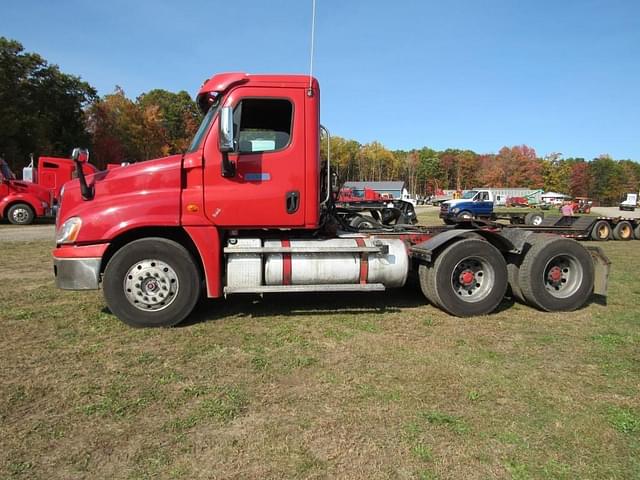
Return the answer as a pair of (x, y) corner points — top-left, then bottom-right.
(439, 189), (544, 225)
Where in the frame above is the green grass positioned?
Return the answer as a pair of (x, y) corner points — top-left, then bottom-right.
(0, 233), (639, 479)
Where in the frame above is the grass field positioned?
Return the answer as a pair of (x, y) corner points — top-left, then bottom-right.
(1, 212), (639, 479)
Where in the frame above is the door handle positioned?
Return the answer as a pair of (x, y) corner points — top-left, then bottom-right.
(286, 191), (300, 214)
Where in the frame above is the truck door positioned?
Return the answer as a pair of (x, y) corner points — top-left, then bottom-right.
(475, 191), (493, 216)
(203, 88), (306, 227)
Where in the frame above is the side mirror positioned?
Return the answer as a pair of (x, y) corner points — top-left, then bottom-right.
(71, 148), (89, 163)
(219, 106), (235, 153)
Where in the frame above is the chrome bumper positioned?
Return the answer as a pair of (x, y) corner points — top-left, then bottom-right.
(53, 257), (101, 290)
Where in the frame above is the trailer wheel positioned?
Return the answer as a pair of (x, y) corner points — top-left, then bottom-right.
(612, 221), (633, 241)
(524, 212), (543, 226)
(103, 238), (202, 328)
(519, 237), (594, 312)
(634, 223), (640, 240)
(7, 203), (35, 225)
(590, 220), (611, 241)
(418, 238), (508, 317)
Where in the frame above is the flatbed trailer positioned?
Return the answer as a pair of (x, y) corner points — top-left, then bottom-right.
(500, 215), (640, 241)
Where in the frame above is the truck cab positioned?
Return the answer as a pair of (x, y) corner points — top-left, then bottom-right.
(439, 189), (494, 223)
(1, 156), (98, 225)
(52, 73), (608, 328)
(619, 193), (638, 212)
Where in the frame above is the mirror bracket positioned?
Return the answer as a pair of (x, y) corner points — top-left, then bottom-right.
(221, 153), (236, 178)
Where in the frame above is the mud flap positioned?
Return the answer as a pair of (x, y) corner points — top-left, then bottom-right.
(585, 245), (611, 300)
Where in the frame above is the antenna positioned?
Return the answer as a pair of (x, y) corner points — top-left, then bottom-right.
(307, 0), (317, 97)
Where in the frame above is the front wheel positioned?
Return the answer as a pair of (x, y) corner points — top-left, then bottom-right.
(7, 203), (35, 225)
(419, 238), (508, 317)
(103, 238), (202, 327)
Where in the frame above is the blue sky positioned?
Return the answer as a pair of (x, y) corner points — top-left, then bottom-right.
(3, 0), (639, 159)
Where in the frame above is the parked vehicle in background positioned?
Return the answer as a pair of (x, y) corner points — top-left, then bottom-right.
(572, 197), (592, 214)
(619, 193), (638, 212)
(1, 155), (97, 225)
(507, 196), (529, 207)
(439, 189), (544, 225)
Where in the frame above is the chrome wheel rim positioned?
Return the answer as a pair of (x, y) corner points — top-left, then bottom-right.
(12, 207), (29, 223)
(532, 215), (543, 226)
(123, 259), (179, 311)
(451, 256), (495, 303)
(543, 254), (582, 298)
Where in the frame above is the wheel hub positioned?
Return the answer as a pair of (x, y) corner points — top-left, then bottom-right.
(459, 270), (475, 286)
(451, 257), (493, 303)
(13, 208), (28, 222)
(548, 266), (562, 283)
(544, 254), (582, 298)
(123, 259), (179, 311)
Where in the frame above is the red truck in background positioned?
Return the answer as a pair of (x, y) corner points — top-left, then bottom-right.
(0, 156), (97, 225)
(53, 72), (609, 328)
(338, 186), (385, 202)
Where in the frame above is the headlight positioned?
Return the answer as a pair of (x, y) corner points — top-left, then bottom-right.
(451, 207), (460, 214)
(56, 217), (82, 244)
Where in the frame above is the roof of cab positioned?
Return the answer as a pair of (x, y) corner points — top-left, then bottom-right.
(197, 72), (318, 96)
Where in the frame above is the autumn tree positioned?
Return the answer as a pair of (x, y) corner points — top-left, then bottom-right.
(137, 89), (201, 154)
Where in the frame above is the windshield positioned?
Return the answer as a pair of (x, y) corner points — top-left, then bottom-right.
(187, 100), (220, 152)
(461, 190), (478, 199)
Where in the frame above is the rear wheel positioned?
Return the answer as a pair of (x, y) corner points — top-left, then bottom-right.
(634, 223), (640, 240)
(103, 238), (202, 327)
(7, 203), (35, 225)
(419, 238), (508, 317)
(612, 221), (633, 241)
(519, 237), (594, 312)
(590, 220), (611, 241)
(524, 212), (543, 226)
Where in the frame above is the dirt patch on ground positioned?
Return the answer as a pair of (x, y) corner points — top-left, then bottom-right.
(0, 224), (55, 242)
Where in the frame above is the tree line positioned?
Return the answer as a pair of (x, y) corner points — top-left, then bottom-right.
(2, 37), (638, 205)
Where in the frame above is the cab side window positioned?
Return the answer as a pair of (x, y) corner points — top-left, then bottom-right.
(234, 99), (292, 153)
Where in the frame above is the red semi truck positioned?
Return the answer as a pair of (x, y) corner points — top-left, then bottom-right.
(0, 156), (97, 225)
(53, 73), (610, 327)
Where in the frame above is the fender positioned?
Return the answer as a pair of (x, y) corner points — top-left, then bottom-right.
(0, 193), (46, 217)
(183, 226), (222, 298)
(410, 228), (515, 263)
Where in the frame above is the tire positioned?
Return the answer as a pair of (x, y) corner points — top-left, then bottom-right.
(418, 238), (508, 317)
(519, 237), (594, 312)
(418, 263), (442, 309)
(524, 212), (544, 226)
(443, 219), (456, 225)
(349, 215), (380, 230)
(507, 262), (525, 303)
(612, 221), (633, 241)
(7, 203), (35, 225)
(103, 238), (202, 328)
(590, 220), (611, 241)
(634, 223), (640, 240)
(506, 234), (553, 304)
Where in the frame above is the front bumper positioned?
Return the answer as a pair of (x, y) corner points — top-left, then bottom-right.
(53, 243), (109, 290)
(54, 257), (101, 290)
